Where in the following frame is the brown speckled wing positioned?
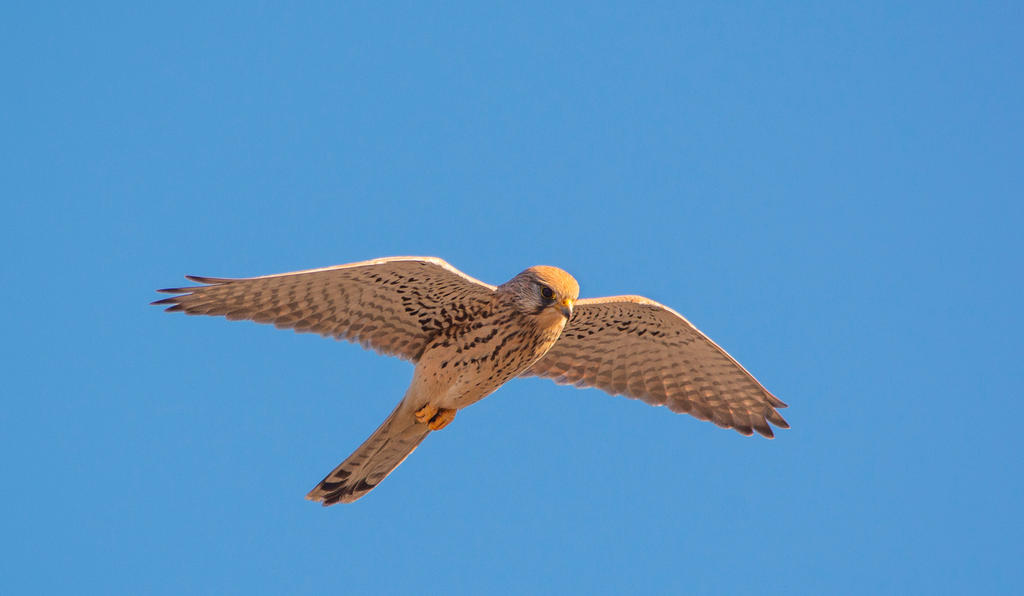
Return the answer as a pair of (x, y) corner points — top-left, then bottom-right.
(523, 296), (788, 437)
(152, 256), (496, 362)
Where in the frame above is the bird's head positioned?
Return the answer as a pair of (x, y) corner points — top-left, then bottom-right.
(500, 265), (579, 324)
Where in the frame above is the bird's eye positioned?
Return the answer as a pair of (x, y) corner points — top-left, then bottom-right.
(540, 286), (555, 301)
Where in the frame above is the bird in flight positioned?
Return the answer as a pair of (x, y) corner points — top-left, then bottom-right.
(153, 256), (787, 505)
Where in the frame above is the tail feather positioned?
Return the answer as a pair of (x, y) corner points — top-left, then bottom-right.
(306, 401), (431, 506)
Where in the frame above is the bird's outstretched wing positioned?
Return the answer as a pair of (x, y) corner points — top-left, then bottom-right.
(152, 256), (496, 362)
(523, 296), (788, 437)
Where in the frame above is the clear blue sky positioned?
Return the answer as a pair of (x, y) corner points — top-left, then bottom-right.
(3, 3), (1021, 594)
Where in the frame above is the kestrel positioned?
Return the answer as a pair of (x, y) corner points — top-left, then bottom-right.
(153, 256), (787, 505)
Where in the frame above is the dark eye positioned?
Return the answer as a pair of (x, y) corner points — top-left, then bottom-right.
(540, 286), (555, 301)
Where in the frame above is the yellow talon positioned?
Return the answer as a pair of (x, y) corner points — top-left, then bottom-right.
(414, 404), (439, 425)
(427, 408), (456, 430)
(414, 404), (456, 430)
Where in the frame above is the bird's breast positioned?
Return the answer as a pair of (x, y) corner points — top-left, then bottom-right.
(416, 314), (565, 408)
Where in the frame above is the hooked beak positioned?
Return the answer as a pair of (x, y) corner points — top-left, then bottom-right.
(560, 298), (574, 320)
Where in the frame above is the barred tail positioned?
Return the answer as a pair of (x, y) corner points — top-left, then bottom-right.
(306, 401), (431, 505)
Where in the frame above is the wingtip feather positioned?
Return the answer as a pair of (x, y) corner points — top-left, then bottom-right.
(185, 274), (235, 284)
(766, 408), (790, 429)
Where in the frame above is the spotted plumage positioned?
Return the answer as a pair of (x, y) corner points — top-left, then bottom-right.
(153, 256), (787, 505)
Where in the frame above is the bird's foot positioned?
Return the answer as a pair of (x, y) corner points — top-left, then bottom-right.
(414, 404), (457, 430)
(427, 409), (456, 430)
(414, 404), (438, 424)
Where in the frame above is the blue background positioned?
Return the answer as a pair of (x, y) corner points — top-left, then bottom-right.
(4, 3), (1021, 594)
